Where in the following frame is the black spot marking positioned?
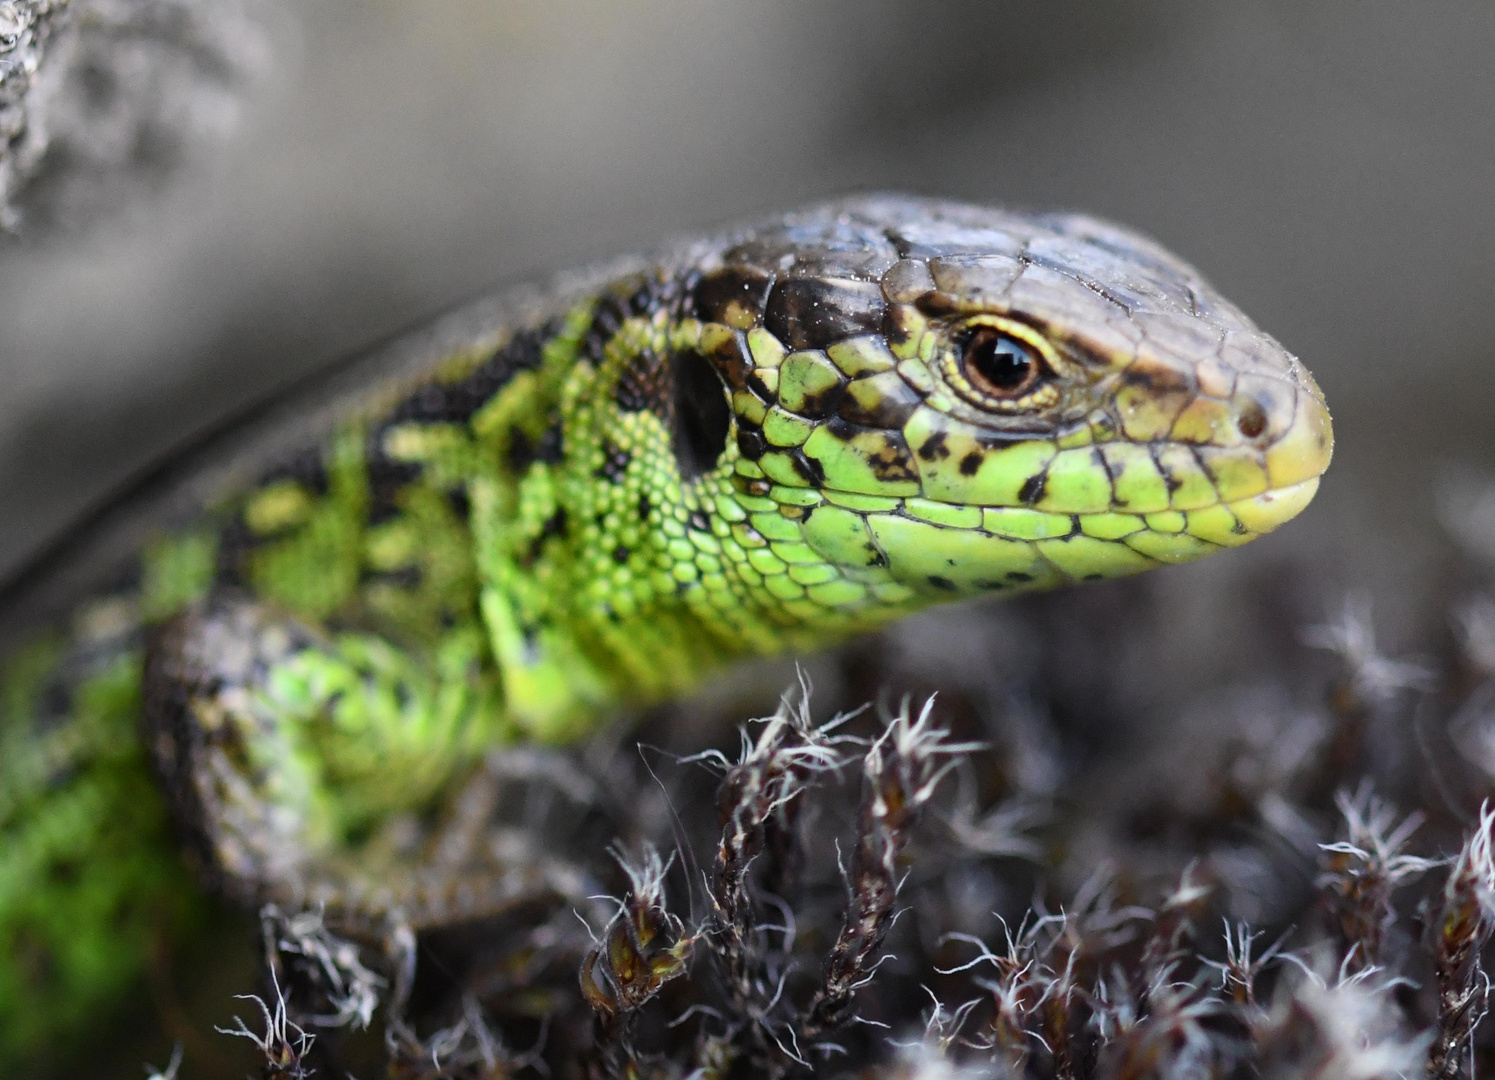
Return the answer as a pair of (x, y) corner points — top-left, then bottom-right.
(541, 507), (568, 542)
(366, 452), (423, 527)
(637, 494), (651, 521)
(221, 446), (345, 584)
(1018, 474), (1046, 505)
(693, 266), (774, 325)
(882, 306), (920, 353)
(736, 424), (767, 461)
(811, 418), (917, 483)
(791, 370), (849, 421)
(1120, 365), (1193, 395)
(868, 433), (919, 483)
(1005, 571), (1033, 583)
(364, 565), (424, 591)
(613, 545), (630, 564)
(385, 325), (550, 426)
(821, 417), (857, 443)
(46, 859), (80, 886)
(763, 276), (886, 351)
(704, 329), (753, 391)
(213, 518), (256, 588)
(388, 383), (471, 425)
(536, 424), (564, 462)
(508, 422), (564, 472)
(912, 291), (962, 317)
(673, 349), (732, 480)
(689, 510), (711, 532)
(918, 431), (950, 461)
(582, 277), (673, 366)
(975, 580), (1008, 591)
(260, 447), (330, 497)
(959, 452), (982, 477)
(595, 442), (631, 484)
(790, 449), (826, 486)
(927, 576), (958, 591)
(41, 678), (72, 723)
(613, 346), (670, 414)
(366, 494), (402, 528)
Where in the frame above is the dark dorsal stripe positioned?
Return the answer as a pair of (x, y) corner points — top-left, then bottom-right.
(382, 324), (550, 427)
(213, 320), (564, 587)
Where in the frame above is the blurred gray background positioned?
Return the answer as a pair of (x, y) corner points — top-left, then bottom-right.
(1, 0), (1493, 647)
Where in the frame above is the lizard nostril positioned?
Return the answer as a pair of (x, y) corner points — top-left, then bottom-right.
(1236, 400), (1268, 440)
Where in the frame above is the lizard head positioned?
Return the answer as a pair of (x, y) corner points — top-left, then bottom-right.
(683, 196), (1331, 608)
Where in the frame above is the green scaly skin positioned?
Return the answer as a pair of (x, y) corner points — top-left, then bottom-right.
(0, 196), (1332, 1064)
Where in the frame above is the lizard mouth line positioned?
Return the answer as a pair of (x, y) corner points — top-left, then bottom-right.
(785, 384), (1332, 536)
(809, 477), (1322, 567)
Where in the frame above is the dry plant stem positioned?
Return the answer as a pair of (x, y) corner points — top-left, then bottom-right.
(706, 685), (850, 1031)
(213, 965), (316, 1080)
(581, 845), (696, 1080)
(1429, 804), (1495, 1080)
(1137, 866), (1210, 993)
(1317, 784), (1436, 970)
(261, 904), (384, 1032)
(1092, 976), (1218, 1080)
(385, 995), (532, 1080)
(1088, 870), (1216, 1080)
(802, 697), (982, 1040)
(1207, 921), (1284, 1020)
(943, 917), (1071, 1077)
(1306, 598), (1433, 790)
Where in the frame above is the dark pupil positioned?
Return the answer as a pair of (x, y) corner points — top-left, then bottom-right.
(967, 330), (1034, 392)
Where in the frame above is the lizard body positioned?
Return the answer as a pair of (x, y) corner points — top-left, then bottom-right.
(0, 196), (1331, 1062)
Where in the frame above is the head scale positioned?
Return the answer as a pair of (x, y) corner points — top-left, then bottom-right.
(668, 196), (1331, 617)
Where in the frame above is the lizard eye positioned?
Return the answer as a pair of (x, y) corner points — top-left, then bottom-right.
(961, 327), (1044, 399)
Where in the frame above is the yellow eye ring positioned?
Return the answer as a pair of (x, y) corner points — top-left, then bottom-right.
(939, 316), (1064, 412)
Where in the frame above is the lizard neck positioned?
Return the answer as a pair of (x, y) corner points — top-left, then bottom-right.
(466, 299), (896, 741)
(222, 279), (924, 744)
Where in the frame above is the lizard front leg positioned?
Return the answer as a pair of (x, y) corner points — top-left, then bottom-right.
(141, 595), (598, 938)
